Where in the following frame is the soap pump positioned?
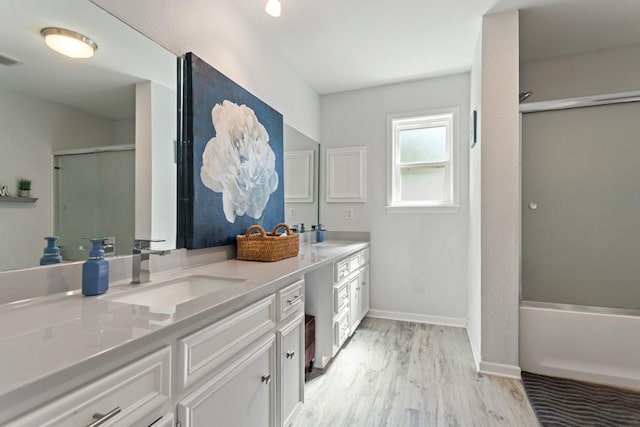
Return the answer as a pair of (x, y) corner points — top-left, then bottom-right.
(40, 236), (62, 265)
(316, 224), (324, 243)
(82, 238), (109, 296)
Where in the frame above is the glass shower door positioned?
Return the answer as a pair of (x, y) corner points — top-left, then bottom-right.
(522, 102), (640, 310)
(55, 148), (135, 261)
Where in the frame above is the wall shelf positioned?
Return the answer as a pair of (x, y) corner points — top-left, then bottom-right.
(0, 197), (38, 203)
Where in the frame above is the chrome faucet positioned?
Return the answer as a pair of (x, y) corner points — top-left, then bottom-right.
(131, 239), (170, 284)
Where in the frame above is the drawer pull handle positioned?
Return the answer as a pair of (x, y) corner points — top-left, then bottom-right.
(287, 294), (303, 305)
(261, 374), (272, 384)
(286, 351), (295, 359)
(87, 407), (121, 427)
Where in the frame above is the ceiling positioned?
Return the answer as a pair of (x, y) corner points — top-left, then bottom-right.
(0, 0), (175, 120)
(233, 0), (640, 94)
(3, 0), (638, 117)
(86, 0), (640, 96)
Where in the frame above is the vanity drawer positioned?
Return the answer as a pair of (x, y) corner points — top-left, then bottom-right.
(333, 280), (350, 315)
(179, 295), (275, 390)
(334, 311), (350, 349)
(348, 254), (361, 272)
(11, 347), (171, 427)
(334, 258), (350, 283)
(359, 248), (369, 266)
(278, 279), (305, 321)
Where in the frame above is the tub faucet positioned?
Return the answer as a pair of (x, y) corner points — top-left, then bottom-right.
(131, 239), (170, 284)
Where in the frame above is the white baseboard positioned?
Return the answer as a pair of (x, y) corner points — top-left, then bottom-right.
(478, 361), (521, 379)
(367, 309), (467, 328)
(466, 329), (481, 372)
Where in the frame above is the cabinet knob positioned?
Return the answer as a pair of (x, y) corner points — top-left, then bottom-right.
(261, 374), (271, 384)
(286, 351), (295, 359)
(87, 407), (121, 427)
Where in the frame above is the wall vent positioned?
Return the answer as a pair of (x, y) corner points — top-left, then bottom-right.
(0, 53), (21, 66)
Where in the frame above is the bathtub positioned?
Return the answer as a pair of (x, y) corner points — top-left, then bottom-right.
(519, 302), (640, 389)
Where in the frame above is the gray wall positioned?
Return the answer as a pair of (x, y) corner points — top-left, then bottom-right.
(520, 44), (640, 102)
(320, 73), (470, 322)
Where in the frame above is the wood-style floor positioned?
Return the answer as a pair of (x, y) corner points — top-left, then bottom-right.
(293, 318), (539, 427)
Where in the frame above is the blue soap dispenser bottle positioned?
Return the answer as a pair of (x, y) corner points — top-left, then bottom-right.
(316, 224), (324, 243)
(82, 238), (109, 296)
(40, 236), (63, 265)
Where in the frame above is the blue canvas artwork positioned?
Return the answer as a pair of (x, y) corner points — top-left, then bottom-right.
(179, 52), (284, 249)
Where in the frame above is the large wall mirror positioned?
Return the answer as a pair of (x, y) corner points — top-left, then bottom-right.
(0, 0), (176, 272)
(283, 125), (319, 230)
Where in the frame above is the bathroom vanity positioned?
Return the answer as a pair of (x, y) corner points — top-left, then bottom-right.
(0, 238), (369, 426)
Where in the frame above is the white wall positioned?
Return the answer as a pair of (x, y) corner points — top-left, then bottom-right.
(467, 28), (483, 369)
(478, 10), (520, 375)
(135, 81), (177, 250)
(91, 0), (320, 141)
(520, 44), (640, 102)
(320, 74), (470, 322)
(0, 87), (120, 271)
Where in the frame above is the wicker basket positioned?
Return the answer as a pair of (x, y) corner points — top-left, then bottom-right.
(236, 223), (299, 262)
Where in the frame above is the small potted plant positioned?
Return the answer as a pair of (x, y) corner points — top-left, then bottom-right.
(18, 178), (31, 198)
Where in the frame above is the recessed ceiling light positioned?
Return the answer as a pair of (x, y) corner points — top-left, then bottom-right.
(265, 0), (281, 17)
(41, 27), (98, 59)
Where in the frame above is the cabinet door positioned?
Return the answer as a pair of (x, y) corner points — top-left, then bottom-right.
(359, 266), (370, 322)
(177, 335), (276, 427)
(278, 315), (304, 427)
(349, 274), (360, 334)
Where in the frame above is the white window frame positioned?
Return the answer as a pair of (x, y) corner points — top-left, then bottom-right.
(386, 108), (460, 213)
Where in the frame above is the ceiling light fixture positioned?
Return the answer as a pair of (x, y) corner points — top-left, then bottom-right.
(41, 27), (98, 59)
(265, 0), (281, 17)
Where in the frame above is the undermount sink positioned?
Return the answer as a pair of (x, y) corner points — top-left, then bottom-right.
(102, 275), (246, 307)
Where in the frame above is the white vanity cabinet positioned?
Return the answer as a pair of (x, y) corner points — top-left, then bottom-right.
(8, 347), (172, 427)
(176, 279), (306, 427)
(305, 246), (370, 369)
(0, 240), (372, 427)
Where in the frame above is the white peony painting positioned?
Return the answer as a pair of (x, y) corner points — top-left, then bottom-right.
(200, 100), (278, 224)
(180, 53), (284, 249)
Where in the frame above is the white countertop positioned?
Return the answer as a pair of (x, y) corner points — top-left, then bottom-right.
(0, 239), (368, 412)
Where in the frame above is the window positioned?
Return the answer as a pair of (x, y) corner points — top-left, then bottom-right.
(387, 109), (458, 212)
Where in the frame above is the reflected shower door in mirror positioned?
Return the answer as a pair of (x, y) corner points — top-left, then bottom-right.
(283, 125), (320, 229)
(54, 147), (135, 261)
(0, 0), (177, 271)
